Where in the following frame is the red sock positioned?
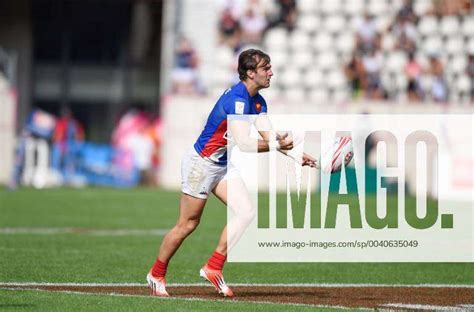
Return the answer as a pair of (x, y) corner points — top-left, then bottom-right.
(206, 251), (226, 271)
(151, 258), (168, 278)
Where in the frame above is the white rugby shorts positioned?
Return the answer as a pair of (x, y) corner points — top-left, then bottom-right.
(181, 148), (238, 199)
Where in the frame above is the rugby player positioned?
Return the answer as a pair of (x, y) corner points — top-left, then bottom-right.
(147, 49), (317, 297)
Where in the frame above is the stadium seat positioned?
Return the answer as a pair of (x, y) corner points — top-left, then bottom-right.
(367, 0), (388, 16)
(336, 32), (355, 54)
(264, 27), (288, 50)
(455, 75), (471, 99)
(215, 46), (234, 67)
(467, 38), (474, 54)
(297, 14), (322, 34)
(333, 88), (349, 102)
(259, 87), (280, 100)
(418, 16), (438, 36)
(381, 72), (394, 93)
(313, 32), (334, 52)
(316, 52), (338, 71)
(386, 52), (408, 74)
(450, 55), (468, 75)
(284, 88), (306, 100)
(320, 0), (343, 15)
(327, 70), (346, 90)
(462, 16), (474, 37)
(414, 0), (433, 16)
(309, 88), (330, 102)
(344, 0), (365, 17)
(288, 30), (312, 51)
(440, 16), (460, 37)
(391, 0), (404, 9)
(349, 16), (363, 31)
(269, 51), (288, 69)
(445, 36), (464, 56)
(382, 33), (396, 51)
(419, 75), (433, 93)
(211, 68), (234, 87)
(292, 50), (314, 68)
(324, 14), (346, 34)
(422, 35), (443, 55)
(297, 0), (318, 14)
(396, 74), (408, 91)
(209, 86), (226, 99)
(303, 68), (324, 88)
(280, 68), (301, 88)
(415, 52), (430, 69)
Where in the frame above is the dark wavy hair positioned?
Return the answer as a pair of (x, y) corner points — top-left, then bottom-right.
(237, 49), (271, 81)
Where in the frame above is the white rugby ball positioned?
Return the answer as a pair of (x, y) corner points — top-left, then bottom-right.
(320, 136), (354, 173)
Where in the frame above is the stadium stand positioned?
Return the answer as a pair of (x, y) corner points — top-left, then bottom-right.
(208, 0), (473, 104)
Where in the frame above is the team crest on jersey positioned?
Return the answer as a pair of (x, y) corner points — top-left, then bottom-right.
(255, 102), (262, 113)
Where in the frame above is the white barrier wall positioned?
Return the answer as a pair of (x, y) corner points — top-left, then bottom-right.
(0, 76), (16, 185)
(160, 95), (473, 198)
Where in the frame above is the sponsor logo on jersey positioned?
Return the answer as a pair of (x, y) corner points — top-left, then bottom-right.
(235, 101), (245, 114)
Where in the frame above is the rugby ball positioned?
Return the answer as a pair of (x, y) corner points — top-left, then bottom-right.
(320, 136), (354, 173)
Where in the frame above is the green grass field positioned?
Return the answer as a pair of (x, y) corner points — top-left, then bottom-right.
(0, 188), (472, 311)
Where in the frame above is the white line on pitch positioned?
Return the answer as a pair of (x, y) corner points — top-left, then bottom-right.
(0, 287), (368, 311)
(381, 303), (464, 311)
(1, 282), (473, 288)
(0, 227), (168, 236)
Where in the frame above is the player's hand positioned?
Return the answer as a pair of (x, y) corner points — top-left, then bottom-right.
(276, 132), (294, 150)
(302, 152), (319, 168)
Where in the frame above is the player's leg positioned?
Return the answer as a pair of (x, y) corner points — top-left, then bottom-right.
(148, 148), (211, 296)
(147, 193), (206, 296)
(199, 177), (255, 297)
(158, 193), (207, 262)
(212, 177), (255, 255)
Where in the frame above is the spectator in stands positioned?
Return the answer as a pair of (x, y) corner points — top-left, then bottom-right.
(426, 54), (448, 103)
(270, 0), (297, 31)
(171, 37), (202, 95)
(355, 13), (380, 53)
(397, 0), (417, 24)
(344, 52), (365, 99)
(467, 53), (474, 103)
(361, 48), (385, 100)
(404, 53), (424, 102)
(240, 6), (267, 44)
(431, 0), (471, 16)
(396, 32), (417, 55)
(218, 7), (241, 45)
(390, 14), (418, 55)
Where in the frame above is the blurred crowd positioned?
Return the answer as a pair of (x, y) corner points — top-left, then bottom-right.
(217, 0), (297, 49)
(172, 0), (297, 95)
(344, 0), (473, 103)
(171, 0), (474, 104)
(9, 106), (162, 189)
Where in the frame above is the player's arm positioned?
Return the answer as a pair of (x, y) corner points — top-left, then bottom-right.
(254, 114), (294, 154)
(228, 119), (273, 152)
(255, 114), (318, 168)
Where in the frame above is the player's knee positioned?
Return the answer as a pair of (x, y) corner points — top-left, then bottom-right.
(177, 219), (200, 236)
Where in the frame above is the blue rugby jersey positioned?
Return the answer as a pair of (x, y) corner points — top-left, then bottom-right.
(193, 81), (267, 165)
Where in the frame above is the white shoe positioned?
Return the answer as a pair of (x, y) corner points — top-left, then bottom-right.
(200, 265), (234, 297)
(146, 272), (170, 297)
